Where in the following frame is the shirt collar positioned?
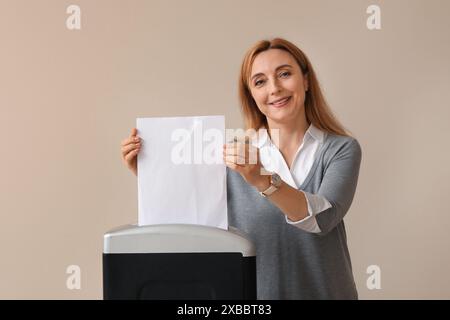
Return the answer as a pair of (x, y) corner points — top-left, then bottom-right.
(307, 123), (325, 143)
(252, 123), (324, 148)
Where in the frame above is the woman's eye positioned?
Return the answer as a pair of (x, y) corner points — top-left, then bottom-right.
(254, 72), (289, 86)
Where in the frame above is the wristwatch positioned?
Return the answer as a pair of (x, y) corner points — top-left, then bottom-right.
(259, 172), (282, 197)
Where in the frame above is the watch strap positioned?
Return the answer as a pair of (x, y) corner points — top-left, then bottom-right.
(259, 184), (278, 197)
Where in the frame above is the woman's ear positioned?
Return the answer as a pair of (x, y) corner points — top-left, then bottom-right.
(303, 75), (309, 92)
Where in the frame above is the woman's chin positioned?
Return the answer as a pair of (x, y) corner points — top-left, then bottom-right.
(267, 114), (291, 125)
(268, 108), (291, 118)
(267, 109), (304, 125)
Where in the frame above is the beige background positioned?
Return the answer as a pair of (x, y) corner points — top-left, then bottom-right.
(1, 0), (449, 299)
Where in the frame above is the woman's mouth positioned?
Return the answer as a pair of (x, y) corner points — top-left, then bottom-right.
(269, 96), (291, 108)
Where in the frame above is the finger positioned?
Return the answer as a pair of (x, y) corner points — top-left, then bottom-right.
(122, 142), (140, 157)
(121, 128), (139, 146)
(121, 135), (141, 147)
(225, 139), (244, 148)
(225, 160), (243, 172)
(236, 143), (258, 164)
(224, 154), (246, 166)
(247, 144), (259, 165)
(228, 136), (250, 144)
(224, 142), (247, 156)
(223, 150), (246, 161)
(224, 143), (256, 164)
(124, 148), (140, 162)
(130, 128), (137, 137)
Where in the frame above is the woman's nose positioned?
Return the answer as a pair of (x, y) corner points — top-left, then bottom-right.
(268, 79), (282, 95)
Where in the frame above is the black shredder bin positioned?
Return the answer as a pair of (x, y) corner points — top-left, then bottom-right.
(103, 224), (256, 299)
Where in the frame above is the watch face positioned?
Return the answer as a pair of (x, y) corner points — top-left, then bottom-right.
(271, 173), (282, 187)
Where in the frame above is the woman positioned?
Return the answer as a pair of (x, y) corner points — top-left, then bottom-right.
(121, 38), (362, 300)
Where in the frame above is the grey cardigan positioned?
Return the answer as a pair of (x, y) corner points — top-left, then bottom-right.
(227, 133), (362, 300)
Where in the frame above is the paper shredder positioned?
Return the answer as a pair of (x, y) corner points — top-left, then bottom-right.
(103, 224), (256, 299)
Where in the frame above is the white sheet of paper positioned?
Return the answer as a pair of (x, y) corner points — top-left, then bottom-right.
(137, 116), (228, 230)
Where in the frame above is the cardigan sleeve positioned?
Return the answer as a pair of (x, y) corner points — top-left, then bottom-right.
(315, 138), (362, 236)
(285, 191), (332, 233)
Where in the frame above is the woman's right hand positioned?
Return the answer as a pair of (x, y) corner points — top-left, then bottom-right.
(121, 128), (141, 176)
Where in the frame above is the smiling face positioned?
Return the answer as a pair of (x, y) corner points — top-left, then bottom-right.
(249, 49), (309, 128)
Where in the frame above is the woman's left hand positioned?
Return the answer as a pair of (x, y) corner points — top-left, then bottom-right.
(223, 137), (269, 191)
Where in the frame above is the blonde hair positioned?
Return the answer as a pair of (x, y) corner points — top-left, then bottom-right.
(238, 38), (350, 137)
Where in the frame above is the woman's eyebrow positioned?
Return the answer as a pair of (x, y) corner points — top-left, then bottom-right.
(251, 64), (293, 81)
